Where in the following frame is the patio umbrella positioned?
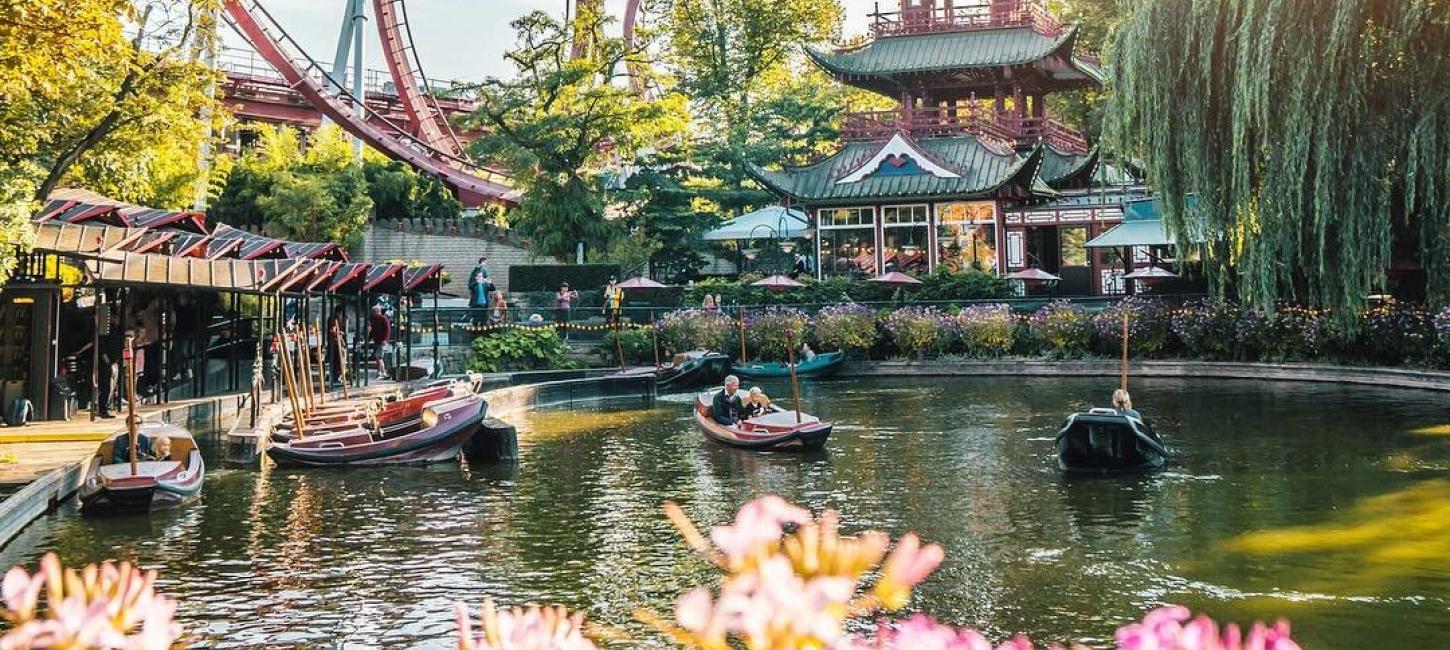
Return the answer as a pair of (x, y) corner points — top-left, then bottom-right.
(751, 274), (805, 293)
(1124, 266), (1179, 281)
(616, 276), (667, 290)
(866, 271), (923, 287)
(1006, 267), (1063, 284)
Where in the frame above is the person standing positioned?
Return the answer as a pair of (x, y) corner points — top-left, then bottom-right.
(554, 283), (578, 340)
(327, 307), (347, 384)
(468, 257), (492, 309)
(368, 305), (392, 380)
(604, 277), (623, 325)
(94, 324), (122, 419)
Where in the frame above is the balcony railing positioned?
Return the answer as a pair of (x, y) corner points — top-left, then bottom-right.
(840, 106), (1089, 153)
(868, 0), (1064, 38)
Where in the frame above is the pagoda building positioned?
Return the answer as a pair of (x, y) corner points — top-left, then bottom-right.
(750, 0), (1149, 296)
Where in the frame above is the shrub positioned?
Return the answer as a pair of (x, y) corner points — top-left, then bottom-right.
(1169, 299), (1240, 360)
(1435, 305), (1450, 366)
(945, 303), (1016, 357)
(811, 303), (880, 356)
(1095, 296), (1173, 357)
(1359, 300), (1435, 366)
(466, 326), (576, 372)
(883, 306), (947, 358)
(743, 307), (809, 361)
(911, 268), (1016, 301)
(601, 327), (656, 364)
(656, 309), (735, 354)
(1029, 299), (1094, 358)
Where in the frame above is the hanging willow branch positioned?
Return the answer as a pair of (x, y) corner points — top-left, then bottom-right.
(1106, 0), (1450, 321)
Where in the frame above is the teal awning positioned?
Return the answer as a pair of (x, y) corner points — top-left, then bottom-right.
(703, 206), (811, 241)
(1086, 197), (1205, 248)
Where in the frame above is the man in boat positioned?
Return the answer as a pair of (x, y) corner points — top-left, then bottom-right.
(1112, 389), (1142, 420)
(712, 375), (745, 425)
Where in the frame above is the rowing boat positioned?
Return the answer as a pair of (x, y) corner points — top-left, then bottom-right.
(1055, 408), (1168, 474)
(80, 422), (205, 515)
(693, 390), (831, 451)
(267, 392), (487, 467)
(731, 350), (845, 380)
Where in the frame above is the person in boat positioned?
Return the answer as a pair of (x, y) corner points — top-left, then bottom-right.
(1112, 389), (1142, 420)
(800, 342), (817, 362)
(146, 436), (172, 462)
(744, 387), (772, 418)
(712, 375), (745, 425)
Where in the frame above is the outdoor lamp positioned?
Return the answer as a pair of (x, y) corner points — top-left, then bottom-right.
(742, 248), (760, 260)
(779, 240), (797, 253)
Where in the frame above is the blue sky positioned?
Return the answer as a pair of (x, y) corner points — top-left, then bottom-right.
(223, 0), (879, 82)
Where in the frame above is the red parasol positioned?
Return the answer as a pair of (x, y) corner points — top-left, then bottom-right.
(616, 276), (667, 290)
(1123, 266), (1179, 281)
(751, 274), (805, 293)
(866, 271), (923, 287)
(1006, 267), (1063, 283)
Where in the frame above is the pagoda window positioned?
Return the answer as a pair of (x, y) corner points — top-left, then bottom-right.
(935, 201), (999, 273)
(881, 205), (929, 274)
(818, 207), (877, 279)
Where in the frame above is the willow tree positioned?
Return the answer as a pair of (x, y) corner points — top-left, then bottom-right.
(1108, 0), (1450, 317)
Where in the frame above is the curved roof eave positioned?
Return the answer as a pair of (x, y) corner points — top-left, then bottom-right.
(806, 25), (1081, 79)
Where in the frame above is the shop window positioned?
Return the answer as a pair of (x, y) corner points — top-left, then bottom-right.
(818, 207), (877, 279)
(882, 205), (928, 273)
(935, 202), (998, 273)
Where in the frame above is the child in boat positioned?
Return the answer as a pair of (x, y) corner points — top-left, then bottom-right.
(1112, 389), (1142, 420)
(147, 436), (172, 462)
(745, 387), (772, 418)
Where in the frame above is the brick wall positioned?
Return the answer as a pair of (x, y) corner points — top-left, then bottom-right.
(356, 223), (554, 293)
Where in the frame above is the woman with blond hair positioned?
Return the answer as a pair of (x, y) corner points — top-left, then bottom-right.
(1112, 389), (1142, 420)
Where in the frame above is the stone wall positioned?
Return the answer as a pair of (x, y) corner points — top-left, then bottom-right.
(356, 222), (555, 293)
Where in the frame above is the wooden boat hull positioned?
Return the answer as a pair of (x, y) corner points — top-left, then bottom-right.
(79, 423), (205, 516)
(267, 394), (486, 467)
(731, 351), (845, 380)
(658, 352), (730, 391)
(273, 385), (456, 442)
(693, 392), (832, 451)
(1055, 410), (1168, 474)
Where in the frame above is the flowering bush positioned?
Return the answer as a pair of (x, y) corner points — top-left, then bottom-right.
(812, 303), (880, 356)
(946, 304), (1017, 357)
(883, 307), (948, 358)
(468, 327), (577, 373)
(0, 553), (181, 649)
(657, 310), (736, 355)
(1359, 300), (1435, 366)
(1028, 300), (1093, 358)
(743, 307), (809, 361)
(1170, 299), (1240, 360)
(1095, 296), (1173, 357)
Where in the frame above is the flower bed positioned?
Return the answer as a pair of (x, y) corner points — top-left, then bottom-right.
(652, 299), (1450, 370)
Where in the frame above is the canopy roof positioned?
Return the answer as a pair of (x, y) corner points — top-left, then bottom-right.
(39, 188), (207, 233)
(1085, 198), (1207, 249)
(806, 26), (1102, 96)
(748, 134), (1051, 205)
(703, 207), (811, 241)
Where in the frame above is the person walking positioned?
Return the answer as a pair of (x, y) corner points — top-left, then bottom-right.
(368, 305), (392, 380)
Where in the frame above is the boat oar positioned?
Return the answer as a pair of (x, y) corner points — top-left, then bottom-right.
(786, 331), (802, 424)
(738, 306), (748, 363)
(650, 320), (661, 370)
(613, 319), (627, 372)
(295, 329), (314, 414)
(311, 322), (327, 406)
(123, 333), (139, 476)
(1120, 309), (1129, 392)
(334, 329), (350, 400)
(275, 333), (305, 440)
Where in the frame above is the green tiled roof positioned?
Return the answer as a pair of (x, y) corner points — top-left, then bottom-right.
(747, 135), (1052, 204)
(1040, 146), (1098, 189)
(807, 26), (1099, 80)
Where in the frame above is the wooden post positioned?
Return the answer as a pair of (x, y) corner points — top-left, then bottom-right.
(311, 322), (326, 406)
(123, 334), (138, 476)
(614, 319), (627, 372)
(296, 329), (314, 413)
(786, 332), (802, 424)
(651, 315), (661, 369)
(1120, 309), (1129, 392)
(738, 306), (748, 363)
(275, 334), (305, 439)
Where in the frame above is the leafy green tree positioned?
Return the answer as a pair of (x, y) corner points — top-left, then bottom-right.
(613, 163), (724, 282)
(468, 10), (687, 261)
(362, 160), (417, 221)
(0, 164), (39, 286)
(1108, 0), (1450, 317)
(0, 0), (220, 206)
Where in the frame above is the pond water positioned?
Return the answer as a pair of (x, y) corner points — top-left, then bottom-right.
(3, 377), (1448, 648)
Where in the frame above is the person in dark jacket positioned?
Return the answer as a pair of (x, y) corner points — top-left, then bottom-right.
(711, 375), (745, 426)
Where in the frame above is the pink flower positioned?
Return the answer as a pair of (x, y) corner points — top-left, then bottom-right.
(873, 533), (945, 609)
(709, 496), (811, 565)
(1114, 607), (1300, 650)
(844, 614), (1037, 650)
(455, 599), (596, 650)
(0, 553), (180, 650)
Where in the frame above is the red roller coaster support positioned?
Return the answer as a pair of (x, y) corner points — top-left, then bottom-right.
(222, 0), (515, 206)
(371, 0), (464, 156)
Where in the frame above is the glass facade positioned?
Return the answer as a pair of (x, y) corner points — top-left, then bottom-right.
(819, 208), (877, 279)
(935, 202), (998, 273)
(882, 205), (929, 273)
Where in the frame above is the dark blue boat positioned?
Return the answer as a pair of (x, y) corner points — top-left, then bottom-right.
(1055, 408), (1168, 473)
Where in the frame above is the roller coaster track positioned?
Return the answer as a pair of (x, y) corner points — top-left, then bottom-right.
(222, 0), (516, 206)
(371, 0), (466, 156)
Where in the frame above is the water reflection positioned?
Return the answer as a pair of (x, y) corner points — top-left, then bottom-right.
(3, 377), (1447, 648)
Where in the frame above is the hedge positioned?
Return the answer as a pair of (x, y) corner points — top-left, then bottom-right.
(508, 264), (621, 292)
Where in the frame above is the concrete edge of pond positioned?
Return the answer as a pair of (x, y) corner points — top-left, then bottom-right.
(841, 360), (1450, 392)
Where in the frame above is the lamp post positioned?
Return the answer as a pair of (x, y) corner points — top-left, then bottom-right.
(742, 211), (800, 275)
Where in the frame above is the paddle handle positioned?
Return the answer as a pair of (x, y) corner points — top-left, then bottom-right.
(124, 334), (138, 476)
(787, 332), (802, 424)
(1120, 310), (1129, 392)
